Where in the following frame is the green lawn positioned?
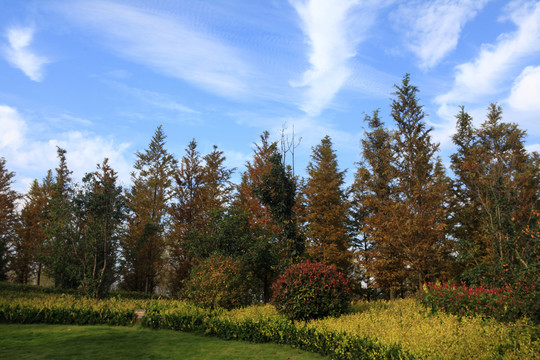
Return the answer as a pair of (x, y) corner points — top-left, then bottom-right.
(0, 324), (329, 360)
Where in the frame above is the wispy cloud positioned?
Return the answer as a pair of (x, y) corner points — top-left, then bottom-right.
(437, 0), (540, 106)
(289, 0), (381, 116)
(57, 0), (253, 98)
(106, 80), (199, 115)
(2, 26), (50, 81)
(395, 0), (489, 70)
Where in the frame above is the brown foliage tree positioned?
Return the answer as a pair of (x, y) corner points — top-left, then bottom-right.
(303, 136), (351, 274)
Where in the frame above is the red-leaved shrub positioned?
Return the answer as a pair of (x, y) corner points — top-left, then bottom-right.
(271, 260), (351, 320)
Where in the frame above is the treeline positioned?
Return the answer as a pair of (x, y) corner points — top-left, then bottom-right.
(0, 75), (538, 302)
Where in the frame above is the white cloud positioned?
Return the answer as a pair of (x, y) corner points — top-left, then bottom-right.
(0, 105), (27, 150)
(0, 105), (133, 192)
(507, 65), (540, 111)
(2, 26), (50, 81)
(289, 0), (381, 116)
(437, 0), (540, 105)
(57, 1), (252, 98)
(395, 0), (489, 70)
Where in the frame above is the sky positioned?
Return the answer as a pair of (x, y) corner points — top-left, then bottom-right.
(1, 0), (539, 194)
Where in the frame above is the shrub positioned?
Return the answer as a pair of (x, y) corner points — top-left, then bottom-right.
(417, 281), (530, 322)
(181, 255), (253, 310)
(271, 260), (351, 321)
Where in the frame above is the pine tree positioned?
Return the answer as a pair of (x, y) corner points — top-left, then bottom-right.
(43, 148), (80, 289)
(0, 158), (19, 280)
(303, 136), (351, 274)
(121, 126), (177, 293)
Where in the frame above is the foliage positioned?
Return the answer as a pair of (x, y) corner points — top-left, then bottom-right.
(121, 125), (178, 293)
(367, 74), (450, 295)
(350, 110), (396, 300)
(43, 147), (80, 289)
(450, 104), (540, 287)
(303, 136), (351, 274)
(235, 131), (284, 302)
(1, 285), (537, 359)
(181, 255), (253, 310)
(255, 149), (304, 264)
(0, 293), (136, 326)
(73, 159), (125, 298)
(11, 175), (51, 285)
(0, 158), (19, 281)
(417, 281), (522, 322)
(271, 261), (351, 321)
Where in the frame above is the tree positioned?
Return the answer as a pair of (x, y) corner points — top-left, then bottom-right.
(168, 141), (235, 293)
(255, 149), (304, 264)
(0, 158), (19, 280)
(387, 74), (451, 293)
(121, 126), (177, 293)
(235, 131), (283, 302)
(43, 148), (79, 289)
(303, 136), (351, 274)
(451, 104), (540, 285)
(350, 110), (397, 299)
(12, 174), (52, 284)
(73, 159), (125, 298)
(168, 140), (206, 293)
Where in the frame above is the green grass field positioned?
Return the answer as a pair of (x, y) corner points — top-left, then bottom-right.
(0, 324), (328, 360)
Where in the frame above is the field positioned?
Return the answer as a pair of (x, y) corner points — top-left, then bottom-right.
(0, 283), (538, 359)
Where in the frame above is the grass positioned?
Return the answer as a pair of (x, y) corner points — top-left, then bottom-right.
(0, 324), (329, 360)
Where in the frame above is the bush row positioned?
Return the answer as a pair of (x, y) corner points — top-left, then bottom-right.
(0, 294), (137, 326)
(0, 281), (164, 300)
(142, 304), (411, 360)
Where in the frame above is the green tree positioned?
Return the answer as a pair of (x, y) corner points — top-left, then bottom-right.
(235, 131), (283, 302)
(121, 126), (177, 293)
(0, 158), (19, 280)
(73, 159), (125, 298)
(303, 136), (351, 274)
(43, 148), (79, 289)
(255, 149), (304, 265)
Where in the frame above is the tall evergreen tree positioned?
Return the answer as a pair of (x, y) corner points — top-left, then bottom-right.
(350, 110), (397, 299)
(255, 149), (304, 265)
(235, 131), (282, 302)
(43, 148), (80, 289)
(389, 74), (451, 292)
(303, 136), (351, 274)
(12, 174), (52, 284)
(451, 104), (540, 285)
(0, 158), (19, 280)
(121, 126), (177, 293)
(73, 159), (125, 298)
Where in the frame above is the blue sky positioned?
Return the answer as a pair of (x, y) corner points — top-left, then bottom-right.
(1, 0), (539, 193)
